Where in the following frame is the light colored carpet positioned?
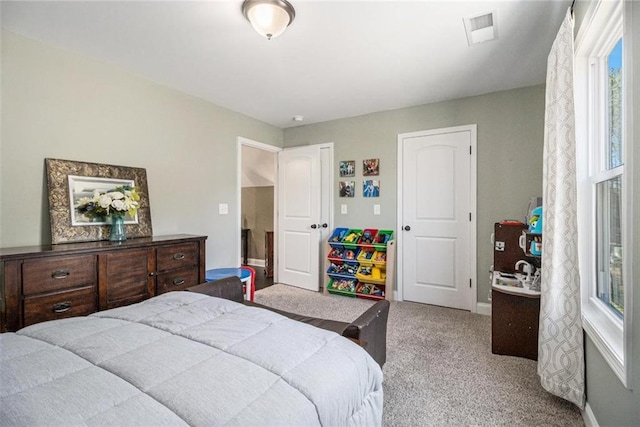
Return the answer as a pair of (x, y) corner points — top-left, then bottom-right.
(255, 284), (584, 427)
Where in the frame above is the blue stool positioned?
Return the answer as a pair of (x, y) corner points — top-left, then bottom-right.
(205, 268), (253, 300)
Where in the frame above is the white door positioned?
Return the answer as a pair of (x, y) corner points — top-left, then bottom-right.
(398, 125), (476, 310)
(277, 145), (322, 291)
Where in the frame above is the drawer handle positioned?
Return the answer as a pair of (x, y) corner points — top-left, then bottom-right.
(52, 301), (72, 313)
(51, 269), (70, 279)
(172, 278), (185, 286)
(173, 253), (185, 260)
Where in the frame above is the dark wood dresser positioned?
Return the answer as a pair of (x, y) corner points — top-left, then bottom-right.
(0, 234), (206, 332)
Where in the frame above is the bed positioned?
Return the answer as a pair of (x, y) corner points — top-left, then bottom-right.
(0, 291), (383, 426)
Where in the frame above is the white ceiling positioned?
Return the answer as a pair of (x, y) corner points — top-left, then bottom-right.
(1, 0), (570, 129)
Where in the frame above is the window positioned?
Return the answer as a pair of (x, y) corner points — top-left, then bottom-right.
(596, 38), (623, 319)
(575, 0), (632, 388)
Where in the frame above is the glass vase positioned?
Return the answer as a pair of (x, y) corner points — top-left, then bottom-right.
(109, 215), (126, 242)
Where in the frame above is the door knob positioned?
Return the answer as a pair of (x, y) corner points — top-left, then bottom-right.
(321, 223), (328, 228)
(311, 224), (317, 229)
(404, 225), (411, 231)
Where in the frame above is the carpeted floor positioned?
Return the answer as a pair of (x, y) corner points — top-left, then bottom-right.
(255, 284), (584, 427)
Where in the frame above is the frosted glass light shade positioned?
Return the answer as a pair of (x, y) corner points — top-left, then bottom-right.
(242, 0), (295, 40)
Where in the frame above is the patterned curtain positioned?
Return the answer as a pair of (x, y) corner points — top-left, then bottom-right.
(537, 8), (585, 409)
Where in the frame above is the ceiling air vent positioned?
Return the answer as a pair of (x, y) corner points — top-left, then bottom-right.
(464, 10), (498, 46)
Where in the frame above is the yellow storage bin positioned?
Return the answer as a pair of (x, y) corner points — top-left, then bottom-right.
(356, 265), (386, 285)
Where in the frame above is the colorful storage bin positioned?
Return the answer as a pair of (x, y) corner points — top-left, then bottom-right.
(355, 282), (385, 300)
(341, 229), (363, 249)
(327, 261), (358, 279)
(372, 230), (393, 250)
(327, 278), (357, 297)
(328, 228), (349, 248)
(356, 265), (386, 285)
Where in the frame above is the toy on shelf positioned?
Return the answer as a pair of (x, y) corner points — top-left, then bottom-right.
(341, 229), (363, 249)
(373, 251), (386, 263)
(356, 283), (384, 296)
(358, 229), (378, 245)
(375, 233), (390, 244)
(358, 249), (374, 262)
(327, 278), (357, 296)
(328, 248), (345, 259)
(343, 248), (359, 261)
(329, 228), (349, 248)
(356, 265), (386, 284)
(327, 262), (357, 277)
(332, 279), (356, 292)
(342, 232), (360, 243)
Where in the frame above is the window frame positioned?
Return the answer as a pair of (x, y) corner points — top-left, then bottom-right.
(575, 0), (633, 388)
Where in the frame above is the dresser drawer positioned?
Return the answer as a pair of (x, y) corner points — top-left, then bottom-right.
(156, 267), (200, 294)
(23, 286), (97, 327)
(156, 243), (199, 272)
(22, 255), (97, 296)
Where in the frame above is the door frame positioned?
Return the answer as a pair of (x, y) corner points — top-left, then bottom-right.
(237, 138), (333, 288)
(318, 144), (335, 290)
(237, 137), (281, 280)
(396, 124), (478, 312)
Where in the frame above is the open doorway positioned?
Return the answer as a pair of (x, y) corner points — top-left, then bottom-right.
(238, 137), (280, 290)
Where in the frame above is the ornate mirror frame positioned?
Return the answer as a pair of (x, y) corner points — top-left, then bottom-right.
(46, 158), (153, 244)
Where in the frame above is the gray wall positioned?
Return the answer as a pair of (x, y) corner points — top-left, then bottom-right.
(577, 0), (640, 424)
(241, 186), (274, 262)
(284, 85), (546, 304)
(0, 31), (283, 269)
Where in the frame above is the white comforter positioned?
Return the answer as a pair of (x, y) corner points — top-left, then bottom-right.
(0, 291), (383, 426)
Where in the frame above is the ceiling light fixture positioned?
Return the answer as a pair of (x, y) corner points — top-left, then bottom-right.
(242, 0), (296, 40)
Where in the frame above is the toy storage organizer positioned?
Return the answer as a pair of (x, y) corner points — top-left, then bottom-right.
(324, 228), (394, 301)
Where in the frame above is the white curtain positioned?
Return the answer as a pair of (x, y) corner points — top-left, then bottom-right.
(538, 8), (585, 409)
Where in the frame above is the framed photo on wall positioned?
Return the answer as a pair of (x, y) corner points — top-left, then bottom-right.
(363, 180), (380, 197)
(339, 181), (355, 197)
(363, 158), (379, 176)
(339, 160), (355, 177)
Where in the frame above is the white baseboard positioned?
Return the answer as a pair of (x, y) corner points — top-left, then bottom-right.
(476, 302), (491, 316)
(247, 258), (265, 268)
(583, 402), (599, 427)
(391, 293), (491, 316)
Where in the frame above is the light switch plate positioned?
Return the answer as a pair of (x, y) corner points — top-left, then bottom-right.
(341, 204), (347, 214)
(219, 203), (228, 215)
(374, 204), (381, 215)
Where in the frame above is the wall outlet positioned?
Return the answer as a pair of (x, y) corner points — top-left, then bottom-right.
(341, 204), (348, 214)
(373, 204), (381, 215)
(219, 203), (228, 215)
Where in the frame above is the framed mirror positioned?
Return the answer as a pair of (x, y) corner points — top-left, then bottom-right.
(46, 158), (153, 244)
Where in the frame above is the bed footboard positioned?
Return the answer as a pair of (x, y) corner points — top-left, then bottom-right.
(187, 278), (390, 367)
(343, 300), (390, 367)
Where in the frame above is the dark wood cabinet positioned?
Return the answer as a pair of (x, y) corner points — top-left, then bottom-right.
(491, 287), (540, 360)
(100, 248), (155, 310)
(265, 231), (274, 278)
(1, 234), (206, 332)
(491, 222), (540, 360)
